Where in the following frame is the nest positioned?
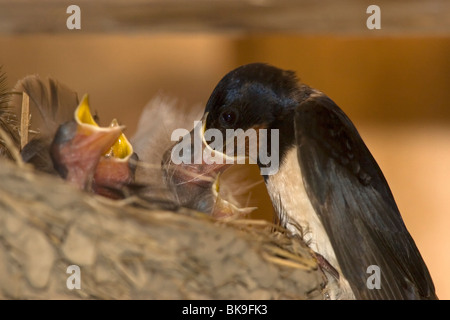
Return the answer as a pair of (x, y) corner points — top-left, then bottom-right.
(0, 157), (325, 299)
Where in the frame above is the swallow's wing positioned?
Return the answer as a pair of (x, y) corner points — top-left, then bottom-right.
(294, 93), (436, 299)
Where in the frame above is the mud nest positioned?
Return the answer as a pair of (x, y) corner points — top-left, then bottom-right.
(0, 157), (325, 299)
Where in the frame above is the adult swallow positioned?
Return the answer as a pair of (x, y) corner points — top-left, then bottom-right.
(194, 63), (437, 299)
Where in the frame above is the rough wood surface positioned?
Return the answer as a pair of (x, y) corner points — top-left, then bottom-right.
(0, 158), (324, 300)
(0, 0), (448, 35)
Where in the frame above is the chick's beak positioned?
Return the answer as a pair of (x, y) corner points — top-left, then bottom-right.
(74, 95), (124, 155)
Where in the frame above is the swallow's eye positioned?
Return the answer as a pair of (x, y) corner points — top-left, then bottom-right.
(219, 109), (238, 127)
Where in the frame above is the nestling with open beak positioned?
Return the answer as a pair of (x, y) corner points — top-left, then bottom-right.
(50, 95), (124, 190)
(162, 114), (256, 218)
(92, 119), (138, 199)
(8, 75), (136, 198)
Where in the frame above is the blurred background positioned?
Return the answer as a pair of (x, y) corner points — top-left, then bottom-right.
(0, 0), (449, 298)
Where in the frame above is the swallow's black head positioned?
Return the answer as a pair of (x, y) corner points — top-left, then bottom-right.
(203, 63), (313, 164)
(204, 63), (304, 133)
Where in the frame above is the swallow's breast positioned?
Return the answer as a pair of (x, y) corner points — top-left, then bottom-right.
(265, 147), (336, 261)
(265, 146), (356, 299)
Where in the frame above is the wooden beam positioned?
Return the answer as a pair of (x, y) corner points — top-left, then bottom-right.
(0, 0), (449, 35)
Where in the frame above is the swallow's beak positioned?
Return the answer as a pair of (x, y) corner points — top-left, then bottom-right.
(92, 119), (138, 199)
(50, 95), (123, 190)
(163, 113), (230, 182)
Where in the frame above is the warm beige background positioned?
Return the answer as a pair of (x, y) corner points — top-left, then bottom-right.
(1, 34), (449, 299)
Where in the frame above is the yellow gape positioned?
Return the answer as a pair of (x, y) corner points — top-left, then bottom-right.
(108, 119), (134, 161)
(75, 94), (98, 127)
(74, 94), (133, 160)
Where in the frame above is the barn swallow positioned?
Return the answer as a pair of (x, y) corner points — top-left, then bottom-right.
(185, 63), (437, 299)
(50, 95), (123, 190)
(92, 119), (138, 199)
